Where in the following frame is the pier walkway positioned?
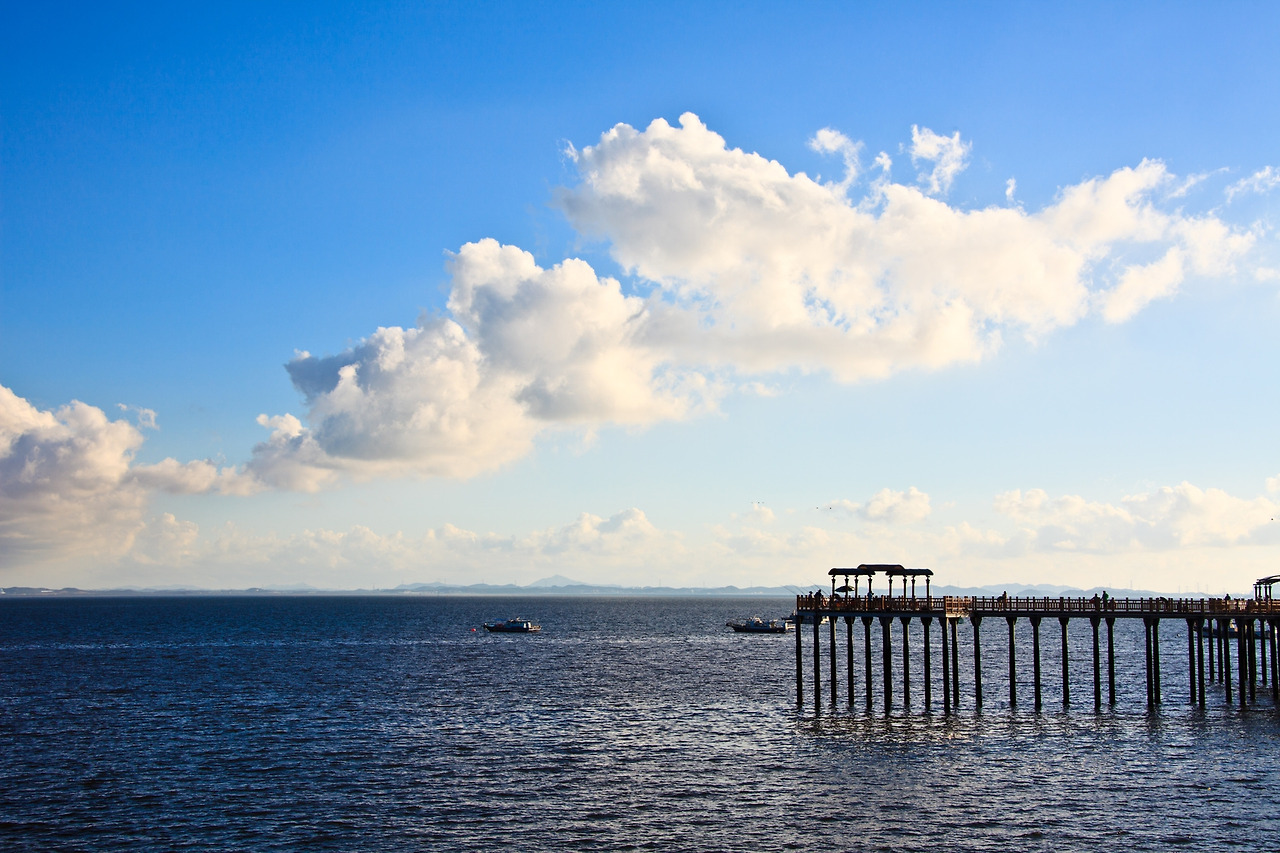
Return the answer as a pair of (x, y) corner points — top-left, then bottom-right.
(795, 565), (1280, 715)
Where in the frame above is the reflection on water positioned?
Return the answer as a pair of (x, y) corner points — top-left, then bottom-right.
(1, 595), (1277, 851)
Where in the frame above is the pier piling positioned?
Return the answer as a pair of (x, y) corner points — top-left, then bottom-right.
(1196, 618), (1206, 709)
(1106, 617), (1116, 706)
(795, 609), (803, 708)
(812, 612), (822, 714)
(1006, 616), (1017, 708)
(830, 610), (838, 709)
(1059, 616), (1070, 708)
(1031, 615), (1043, 712)
(1186, 618), (1197, 706)
(881, 615), (893, 713)
(1153, 619), (1162, 704)
(1238, 619), (1248, 708)
(1091, 616), (1101, 711)
(940, 617), (952, 715)
(846, 616), (855, 708)
(863, 616), (874, 713)
(901, 617), (912, 710)
(950, 617), (960, 707)
(972, 615), (983, 711)
(922, 616), (933, 711)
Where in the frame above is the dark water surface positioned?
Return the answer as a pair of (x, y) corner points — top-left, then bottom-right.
(2, 596), (1277, 851)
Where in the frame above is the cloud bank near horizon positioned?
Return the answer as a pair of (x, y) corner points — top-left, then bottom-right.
(5, 384), (1274, 589)
(3, 380), (1278, 589)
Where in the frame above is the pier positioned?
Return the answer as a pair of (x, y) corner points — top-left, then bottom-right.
(794, 566), (1280, 715)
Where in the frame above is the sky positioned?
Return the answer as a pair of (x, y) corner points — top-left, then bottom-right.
(3, 1), (1279, 593)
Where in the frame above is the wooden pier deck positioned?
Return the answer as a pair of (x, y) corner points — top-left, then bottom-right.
(794, 566), (1280, 715)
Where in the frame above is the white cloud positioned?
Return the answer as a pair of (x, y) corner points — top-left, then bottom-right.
(1100, 246), (1185, 322)
(809, 127), (862, 192)
(1226, 166), (1280, 202)
(909, 125), (972, 195)
(824, 487), (932, 524)
(0, 384), (149, 562)
(0, 384), (256, 566)
(132, 458), (260, 496)
(993, 483), (1279, 553)
(862, 486), (933, 524)
(560, 115), (1257, 386)
(261, 239), (717, 485)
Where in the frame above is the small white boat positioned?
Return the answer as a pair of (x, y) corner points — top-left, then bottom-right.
(483, 618), (541, 633)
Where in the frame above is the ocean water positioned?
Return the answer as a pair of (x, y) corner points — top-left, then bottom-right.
(2, 595), (1277, 851)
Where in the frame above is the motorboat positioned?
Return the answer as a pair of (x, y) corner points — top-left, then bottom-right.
(726, 616), (792, 633)
(483, 618), (541, 633)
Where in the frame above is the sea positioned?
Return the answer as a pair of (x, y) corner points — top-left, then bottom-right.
(2, 595), (1277, 851)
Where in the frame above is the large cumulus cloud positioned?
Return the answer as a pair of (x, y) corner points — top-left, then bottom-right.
(257, 114), (1261, 485)
(558, 113), (1255, 378)
(257, 240), (715, 485)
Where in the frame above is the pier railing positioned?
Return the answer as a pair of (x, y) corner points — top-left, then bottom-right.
(796, 594), (1280, 618)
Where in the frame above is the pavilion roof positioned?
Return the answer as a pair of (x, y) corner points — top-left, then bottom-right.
(884, 566), (933, 578)
(828, 565), (896, 577)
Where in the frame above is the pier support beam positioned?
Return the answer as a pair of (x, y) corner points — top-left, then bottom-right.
(1144, 617), (1153, 708)
(1208, 617), (1217, 683)
(863, 616), (874, 714)
(1143, 617), (1166, 709)
(1186, 618), (1197, 706)
(1271, 618), (1279, 705)
(1254, 612), (1264, 686)
(1238, 617), (1248, 708)
(950, 617), (961, 708)
(1152, 618), (1162, 705)
(1221, 619), (1233, 705)
(940, 617), (951, 714)
(901, 617), (912, 710)
(880, 615), (894, 713)
(1221, 619), (1228, 683)
(1059, 616), (1070, 708)
(1106, 617), (1116, 706)
(1006, 616), (1017, 708)
(1196, 618), (1206, 709)
(922, 616), (933, 712)
(1090, 616), (1101, 712)
(1030, 615), (1043, 712)
(812, 611), (822, 714)
(972, 615), (984, 711)
(846, 616), (855, 708)
(1248, 619), (1257, 703)
(795, 603), (803, 708)
(830, 609), (838, 709)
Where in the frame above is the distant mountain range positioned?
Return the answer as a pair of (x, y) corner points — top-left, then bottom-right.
(0, 577), (1225, 598)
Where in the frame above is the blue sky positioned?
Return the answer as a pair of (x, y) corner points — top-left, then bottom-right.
(3, 1), (1279, 592)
